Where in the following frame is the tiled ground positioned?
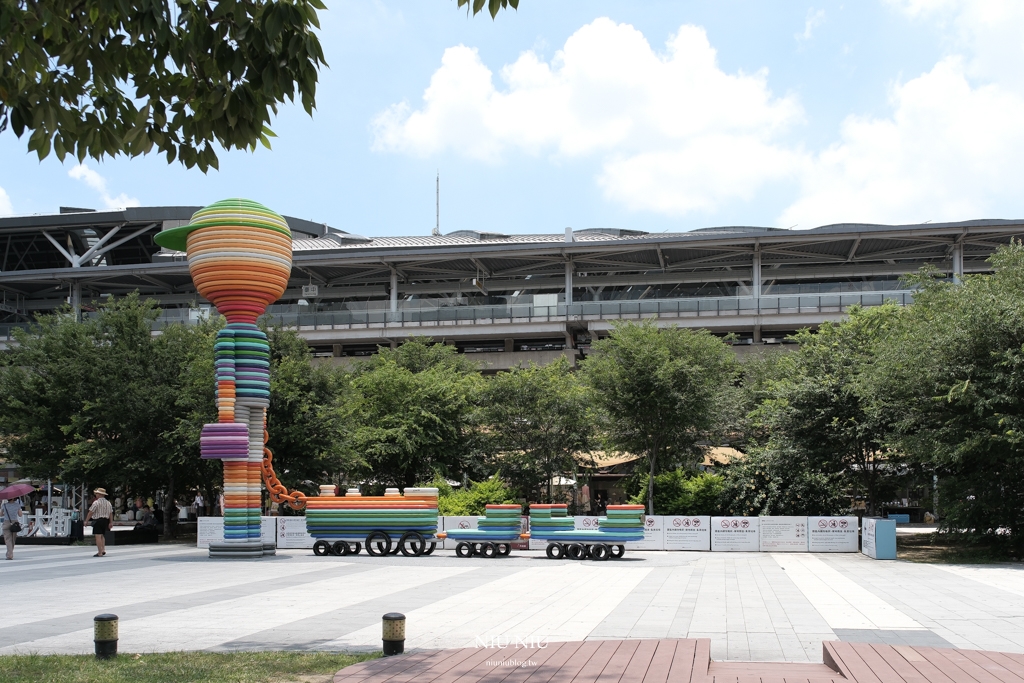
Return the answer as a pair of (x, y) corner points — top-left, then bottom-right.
(2, 544), (1022, 661)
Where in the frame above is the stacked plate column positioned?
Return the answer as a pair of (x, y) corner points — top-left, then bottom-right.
(154, 199), (293, 558)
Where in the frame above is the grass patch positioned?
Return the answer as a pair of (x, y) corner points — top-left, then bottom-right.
(0, 650), (380, 683)
(898, 532), (1022, 563)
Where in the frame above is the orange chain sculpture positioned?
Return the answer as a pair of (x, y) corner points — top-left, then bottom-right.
(155, 199), (305, 558)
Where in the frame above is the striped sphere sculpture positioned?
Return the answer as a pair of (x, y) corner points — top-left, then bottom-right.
(155, 199), (296, 557)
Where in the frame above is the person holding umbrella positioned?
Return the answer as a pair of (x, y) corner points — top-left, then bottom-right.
(84, 488), (113, 557)
(0, 483), (32, 560)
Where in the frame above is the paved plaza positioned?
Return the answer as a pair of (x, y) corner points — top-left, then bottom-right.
(2, 544), (1023, 662)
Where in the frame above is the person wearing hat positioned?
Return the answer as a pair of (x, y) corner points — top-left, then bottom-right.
(84, 488), (113, 557)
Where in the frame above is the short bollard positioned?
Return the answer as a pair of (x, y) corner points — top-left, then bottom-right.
(93, 614), (118, 659)
(382, 613), (406, 656)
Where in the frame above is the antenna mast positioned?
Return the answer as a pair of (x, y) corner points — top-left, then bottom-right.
(432, 171), (441, 236)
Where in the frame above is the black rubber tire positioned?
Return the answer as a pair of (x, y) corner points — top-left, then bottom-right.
(365, 530), (392, 556)
(313, 540), (331, 557)
(482, 542), (497, 558)
(399, 531), (426, 557)
(545, 543), (565, 560)
(349, 542), (362, 555)
(422, 542), (436, 556)
(497, 543), (511, 557)
(332, 540), (350, 556)
(610, 544), (625, 559)
(455, 542), (473, 558)
(567, 543), (586, 560)
(591, 544), (611, 561)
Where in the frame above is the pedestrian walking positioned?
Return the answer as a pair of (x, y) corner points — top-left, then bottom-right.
(1, 498), (23, 560)
(84, 488), (113, 557)
(194, 492), (205, 518)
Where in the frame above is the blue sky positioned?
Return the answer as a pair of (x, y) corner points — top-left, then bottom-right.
(2, 1), (1023, 236)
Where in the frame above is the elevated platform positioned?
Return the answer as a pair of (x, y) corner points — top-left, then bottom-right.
(332, 638), (1024, 683)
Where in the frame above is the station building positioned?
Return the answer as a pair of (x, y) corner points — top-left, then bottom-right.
(1, 206), (1022, 368)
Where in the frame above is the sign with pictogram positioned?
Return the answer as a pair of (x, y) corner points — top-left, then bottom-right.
(441, 516), (478, 549)
(275, 516), (315, 549)
(198, 516), (277, 548)
(758, 516), (808, 551)
(664, 516), (711, 550)
(710, 516), (760, 551)
(511, 516), (529, 550)
(625, 516), (664, 550)
(806, 516), (859, 552)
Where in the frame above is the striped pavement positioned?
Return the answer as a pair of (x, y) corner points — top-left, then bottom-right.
(1, 544), (1022, 661)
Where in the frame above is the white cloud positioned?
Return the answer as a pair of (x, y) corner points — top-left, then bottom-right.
(779, 57), (1024, 226)
(0, 186), (12, 216)
(376, 12), (1024, 227)
(888, 0), (1024, 90)
(373, 18), (804, 215)
(67, 163), (140, 210)
(797, 8), (826, 42)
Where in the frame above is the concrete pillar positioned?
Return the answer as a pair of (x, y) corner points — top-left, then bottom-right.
(752, 244), (761, 300)
(565, 262), (573, 306)
(952, 242), (963, 283)
(390, 268), (398, 313)
(71, 282), (82, 322)
(504, 338), (514, 353)
(332, 344), (343, 357)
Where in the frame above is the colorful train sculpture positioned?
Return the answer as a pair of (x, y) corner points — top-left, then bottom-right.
(305, 486), (646, 561)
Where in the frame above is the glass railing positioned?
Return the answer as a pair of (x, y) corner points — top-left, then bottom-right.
(0, 291), (913, 340)
(257, 291), (913, 329)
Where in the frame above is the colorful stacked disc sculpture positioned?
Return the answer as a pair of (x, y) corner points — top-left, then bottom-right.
(154, 199), (295, 558)
(529, 504), (645, 560)
(306, 487), (441, 557)
(443, 504), (524, 558)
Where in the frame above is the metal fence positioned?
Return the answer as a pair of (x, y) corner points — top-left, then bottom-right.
(0, 291), (914, 340)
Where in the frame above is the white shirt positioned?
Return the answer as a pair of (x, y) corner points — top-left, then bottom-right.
(89, 497), (113, 520)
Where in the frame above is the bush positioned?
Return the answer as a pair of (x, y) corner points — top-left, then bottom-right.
(628, 470), (725, 515)
(421, 474), (514, 516)
(718, 446), (847, 516)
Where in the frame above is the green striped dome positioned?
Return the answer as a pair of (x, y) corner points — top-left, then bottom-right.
(154, 199), (291, 252)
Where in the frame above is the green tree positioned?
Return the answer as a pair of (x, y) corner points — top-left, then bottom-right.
(457, 0), (519, 18)
(627, 470), (725, 516)
(752, 305), (902, 516)
(0, 0), (328, 171)
(480, 358), (593, 502)
(717, 446), (847, 517)
(867, 245), (1024, 553)
(350, 342), (480, 489)
(423, 473), (514, 516)
(263, 328), (361, 496)
(582, 321), (738, 515)
(0, 295), (219, 537)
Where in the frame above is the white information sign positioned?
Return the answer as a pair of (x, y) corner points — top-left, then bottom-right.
(625, 516), (664, 551)
(759, 516), (808, 552)
(807, 516), (859, 552)
(197, 516), (276, 548)
(276, 516), (316, 549)
(573, 516), (602, 530)
(664, 516), (711, 551)
(441, 515), (478, 549)
(862, 517), (897, 560)
(711, 516), (760, 551)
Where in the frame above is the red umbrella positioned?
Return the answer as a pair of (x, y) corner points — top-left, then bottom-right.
(0, 484), (34, 500)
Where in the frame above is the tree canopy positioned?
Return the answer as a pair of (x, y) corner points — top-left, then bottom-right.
(0, 0), (517, 171)
(582, 321), (738, 515)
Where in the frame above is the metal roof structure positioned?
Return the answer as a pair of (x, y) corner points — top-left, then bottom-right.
(2, 208), (1023, 363)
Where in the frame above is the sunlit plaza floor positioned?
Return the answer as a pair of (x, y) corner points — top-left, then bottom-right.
(2, 544), (1022, 662)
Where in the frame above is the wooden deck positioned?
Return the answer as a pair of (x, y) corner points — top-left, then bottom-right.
(333, 639), (1024, 683)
